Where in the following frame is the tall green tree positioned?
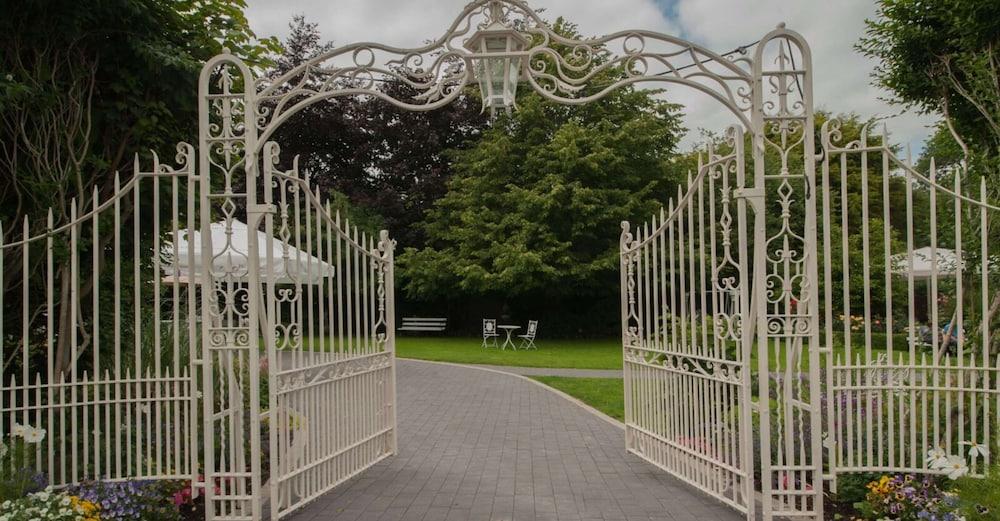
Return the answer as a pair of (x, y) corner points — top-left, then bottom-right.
(397, 19), (685, 336)
(859, 0), (1000, 173)
(0, 0), (277, 373)
(860, 0), (1000, 348)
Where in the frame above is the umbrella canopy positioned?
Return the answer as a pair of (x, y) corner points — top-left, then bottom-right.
(889, 246), (961, 280)
(161, 220), (336, 284)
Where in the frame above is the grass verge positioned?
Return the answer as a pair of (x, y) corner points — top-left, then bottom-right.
(529, 376), (624, 421)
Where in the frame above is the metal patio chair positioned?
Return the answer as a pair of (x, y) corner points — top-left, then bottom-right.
(518, 320), (538, 349)
(482, 318), (499, 348)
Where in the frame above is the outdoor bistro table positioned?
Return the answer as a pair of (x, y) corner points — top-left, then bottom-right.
(498, 325), (521, 350)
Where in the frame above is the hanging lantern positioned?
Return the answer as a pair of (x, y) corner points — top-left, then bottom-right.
(464, 4), (529, 116)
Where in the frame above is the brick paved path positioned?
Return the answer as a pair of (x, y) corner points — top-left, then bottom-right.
(287, 359), (741, 521)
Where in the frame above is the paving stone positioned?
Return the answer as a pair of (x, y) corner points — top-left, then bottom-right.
(286, 359), (742, 521)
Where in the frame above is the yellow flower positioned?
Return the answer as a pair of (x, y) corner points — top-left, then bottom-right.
(866, 475), (893, 495)
(70, 495), (101, 521)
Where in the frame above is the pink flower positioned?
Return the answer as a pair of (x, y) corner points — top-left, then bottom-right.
(173, 487), (192, 506)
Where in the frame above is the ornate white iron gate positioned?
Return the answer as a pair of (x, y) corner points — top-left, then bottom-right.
(621, 27), (826, 521)
(259, 144), (397, 519)
(621, 127), (755, 514)
(0, 147), (201, 488)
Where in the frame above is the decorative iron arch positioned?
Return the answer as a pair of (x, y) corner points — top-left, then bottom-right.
(222, 0), (769, 147)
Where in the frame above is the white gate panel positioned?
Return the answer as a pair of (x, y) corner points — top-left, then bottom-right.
(622, 126), (754, 516)
(0, 147), (200, 488)
(819, 121), (1000, 479)
(260, 144), (397, 519)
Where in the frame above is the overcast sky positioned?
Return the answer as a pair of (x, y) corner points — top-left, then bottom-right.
(245, 0), (937, 152)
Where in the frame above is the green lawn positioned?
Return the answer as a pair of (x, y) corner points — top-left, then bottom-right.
(396, 336), (623, 369)
(530, 376), (624, 421)
(393, 335), (936, 371)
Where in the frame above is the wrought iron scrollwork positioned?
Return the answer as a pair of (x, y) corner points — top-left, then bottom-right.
(252, 0), (755, 145)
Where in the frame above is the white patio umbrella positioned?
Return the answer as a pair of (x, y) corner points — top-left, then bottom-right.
(161, 220), (336, 284)
(889, 246), (961, 280)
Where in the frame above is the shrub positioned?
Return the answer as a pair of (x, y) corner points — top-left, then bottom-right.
(950, 464), (1000, 521)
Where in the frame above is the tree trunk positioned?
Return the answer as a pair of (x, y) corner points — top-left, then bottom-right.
(53, 266), (72, 376)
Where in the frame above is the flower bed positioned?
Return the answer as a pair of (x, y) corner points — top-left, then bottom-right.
(1, 423), (203, 520)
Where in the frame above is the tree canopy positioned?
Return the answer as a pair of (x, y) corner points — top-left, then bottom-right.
(0, 0), (277, 372)
(264, 16), (489, 247)
(860, 0), (1000, 175)
(395, 19), (685, 334)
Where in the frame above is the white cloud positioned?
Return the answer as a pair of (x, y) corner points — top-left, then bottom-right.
(671, 0), (935, 151)
(245, 0), (936, 151)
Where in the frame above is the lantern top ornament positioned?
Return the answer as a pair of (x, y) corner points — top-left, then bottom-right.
(462, 1), (530, 54)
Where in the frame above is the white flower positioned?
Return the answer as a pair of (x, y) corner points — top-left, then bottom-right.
(10, 422), (27, 438)
(0, 441), (7, 458)
(943, 454), (969, 479)
(926, 446), (948, 468)
(22, 427), (46, 444)
(960, 441), (989, 459)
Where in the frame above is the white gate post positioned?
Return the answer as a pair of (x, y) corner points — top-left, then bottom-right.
(750, 25), (823, 520)
(380, 230), (399, 455)
(197, 50), (264, 521)
(619, 222), (635, 451)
